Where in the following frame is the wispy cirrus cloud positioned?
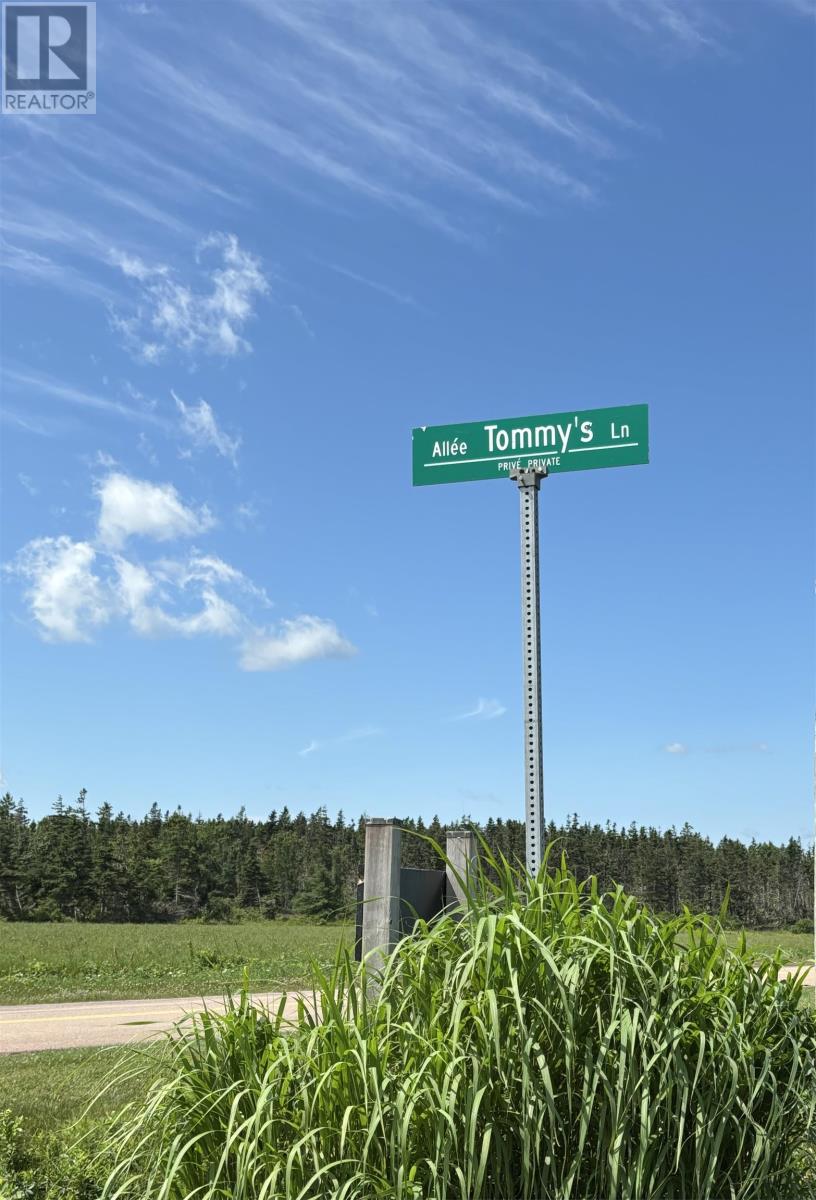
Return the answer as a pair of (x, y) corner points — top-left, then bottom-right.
(454, 698), (507, 722)
(235, 501), (261, 530)
(298, 726), (382, 757)
(0, 408), (61, 437)
(595, 0), (721, 49)
(593, 0), (814, 52)
(131, 50), (475, 244)
(110, 233), (269, 362)
(108, 0), (632, 249)
(173, 390), (241, 466)
(319, 260), (423, 309)
(775, 0), (816, 15)
(0, 239), (119, 304)
(3, 0), (810, 315)
(1, 205), (116, 261)
(2, 366), (168, 428)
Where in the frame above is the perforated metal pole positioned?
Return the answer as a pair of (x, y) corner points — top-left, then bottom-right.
(510, 468), (547, 876)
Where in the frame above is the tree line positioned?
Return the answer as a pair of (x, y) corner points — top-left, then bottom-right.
(0, 790), (812, 929)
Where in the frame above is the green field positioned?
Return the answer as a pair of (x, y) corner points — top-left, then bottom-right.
(0, 921), (809, 1007)
(0, 921), (351, 1004)
(721, 928), (813, 961)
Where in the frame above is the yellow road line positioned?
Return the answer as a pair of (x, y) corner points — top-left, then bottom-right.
(0, 996), (289, 1026)
(0, 1007), (208, 1025)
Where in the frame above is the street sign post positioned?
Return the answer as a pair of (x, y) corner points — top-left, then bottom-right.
(412, 404), (649, 875)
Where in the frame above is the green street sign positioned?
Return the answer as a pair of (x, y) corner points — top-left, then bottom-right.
(412, 403), (648, 486)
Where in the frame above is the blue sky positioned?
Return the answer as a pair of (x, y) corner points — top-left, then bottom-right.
(1, 0), (813, 842)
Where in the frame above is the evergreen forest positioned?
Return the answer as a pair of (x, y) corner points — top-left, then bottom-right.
(0, 790), (811, 928)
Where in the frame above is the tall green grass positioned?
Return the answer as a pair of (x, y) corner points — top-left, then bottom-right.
(101, 851), (816, 1199)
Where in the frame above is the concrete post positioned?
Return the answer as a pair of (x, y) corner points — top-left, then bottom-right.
(446, 829), (477, 908)
(361, 820), (401, 970)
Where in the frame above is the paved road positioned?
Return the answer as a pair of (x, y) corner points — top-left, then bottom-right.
(0, 991), (313, 1054)
(1, 967), (812, 1054)
(780, 962), (816, 987)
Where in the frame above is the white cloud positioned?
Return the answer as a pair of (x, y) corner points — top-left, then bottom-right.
(7, 478), (355, 673)
(109, 250), (166, 282)
(17, 473), (38, 496)
(111, 233), (268, 362)
(7, 540), (255, 647)
(95, 472), (214, 549)
(151, 551), (271, 607)
(160, 590), (241, 637)
(663, 742), (688, 754)
(115, 556), (242, 639)
(455, 698), (507, 721)
(114, 556), (154, 615)
(240, 616), (357, 671)
(298, 726), (381, 756)
(8, 537), (112, 643)
(173, 390), (241, 465)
